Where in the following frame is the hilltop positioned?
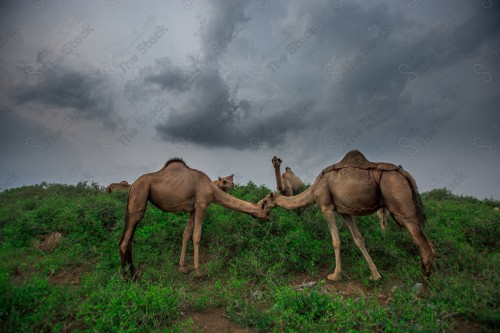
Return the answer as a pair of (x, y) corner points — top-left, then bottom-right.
(1, 182), (499, 332)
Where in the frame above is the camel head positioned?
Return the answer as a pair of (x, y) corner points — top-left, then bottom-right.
(213, 174), (235, 192)
(259, 192), (278, 212)
(272, 156), (282, 168)
(255, 194), (274, 221)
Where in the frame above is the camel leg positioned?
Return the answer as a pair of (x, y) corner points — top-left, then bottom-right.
(393, 215), (436, 281)
(341, 214), (381, 281)
(323, 209), (342, 281)
(377, 208), (388, 231)
(380, 171), (436, 281)
(179, 211), (195, 273)
(192, 206), (207, 277)
(119, 209), (145, 280)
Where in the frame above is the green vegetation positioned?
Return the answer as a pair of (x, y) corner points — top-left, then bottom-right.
(1, 182), (498, 332)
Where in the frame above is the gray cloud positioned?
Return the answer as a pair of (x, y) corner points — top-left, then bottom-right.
(1, 0), (499, 198)
(143, 58), (192, 92)
(13, 53), (115, 124)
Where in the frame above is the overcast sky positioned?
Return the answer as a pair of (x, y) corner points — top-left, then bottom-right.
(0, 0), (499, 199)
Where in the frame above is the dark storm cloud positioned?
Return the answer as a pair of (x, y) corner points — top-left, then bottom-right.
(129, 0), (499, 154)
(13, 55), (115, 123)
(142, 0), (318, 149)
(198, 0), (249, 63)
(156, 67), (255, 148)
(128, 0), (267, 148)
(278, 0), (500, 155)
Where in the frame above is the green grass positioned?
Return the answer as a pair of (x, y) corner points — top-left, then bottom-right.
(0, 183), (499, 332)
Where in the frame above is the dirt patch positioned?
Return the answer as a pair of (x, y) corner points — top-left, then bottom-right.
(188, 308), (256, 333)
(49, 266), (85, 286)
(34, 232), (62, 252)
(289, 271), (409, 308)
(449, 319), (483, 333)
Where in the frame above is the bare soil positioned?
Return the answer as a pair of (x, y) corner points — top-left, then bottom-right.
(187, 308), (257, 333)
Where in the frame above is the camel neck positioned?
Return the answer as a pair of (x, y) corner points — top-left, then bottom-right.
(276, 185), (316, 209)
(212, 184), (258, 215)
(274, 167), (285, 193)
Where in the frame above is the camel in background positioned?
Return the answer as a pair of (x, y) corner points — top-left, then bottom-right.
(105, 181), (130, 193)
(212, 174), (234, 192)
(271, 157), (305, 196)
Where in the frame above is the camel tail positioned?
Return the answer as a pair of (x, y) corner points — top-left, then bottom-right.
(398, 168), (427, 226)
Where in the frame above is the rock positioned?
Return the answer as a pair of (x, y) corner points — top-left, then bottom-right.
(390, 286), (398, 293)
(296, 281), (317, 291)
(413, 282), (423, 294)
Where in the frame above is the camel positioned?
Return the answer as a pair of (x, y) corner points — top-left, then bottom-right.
(271, 157), (305, 196)
(108, 175), (234, 194)
(213, 174), (234, 192)
(272, 157), (390, 229)
(119, 158), (271, 280)
(261, 150), (435, 283)
(105, 180), (131, 193)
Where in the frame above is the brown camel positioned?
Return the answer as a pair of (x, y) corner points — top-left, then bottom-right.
(262, 150), (435, 283)
(105, 180), (131, 193)
(213, 174), (235, 192)
(108, 176), (234, 195)
(119, 158), (271, 279)
(272, 157), (305, 196)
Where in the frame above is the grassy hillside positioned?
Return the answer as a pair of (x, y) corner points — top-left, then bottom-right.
(0, 182), (498, 332)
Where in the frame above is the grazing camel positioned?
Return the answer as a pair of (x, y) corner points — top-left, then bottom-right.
(105, 180), (131, 193)
(272, 157), (305, 196)
(213, 174), (235, 192)
(261, 150), (435, 283)
(108, 176), (234, 195)
(119, 158), (271, 280)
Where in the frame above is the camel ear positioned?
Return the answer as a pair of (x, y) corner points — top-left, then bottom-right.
(229, 174), (234, 179)
(278, 158), (282, 163)
(270, 192), (274, 198)
(218, 177), (222, 181)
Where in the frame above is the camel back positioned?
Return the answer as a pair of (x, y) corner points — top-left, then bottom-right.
(321, 150), (401, 173)
(321, 150), (426, 226)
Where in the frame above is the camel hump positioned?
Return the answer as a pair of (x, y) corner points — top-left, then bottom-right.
(161, 157), (188, 170)
(335, 150), (377, 169)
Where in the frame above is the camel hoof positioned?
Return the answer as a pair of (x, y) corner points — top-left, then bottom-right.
(369, 274), (382, 281)
(178, 265), (190, 274)
(327, 273), (342, 282)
